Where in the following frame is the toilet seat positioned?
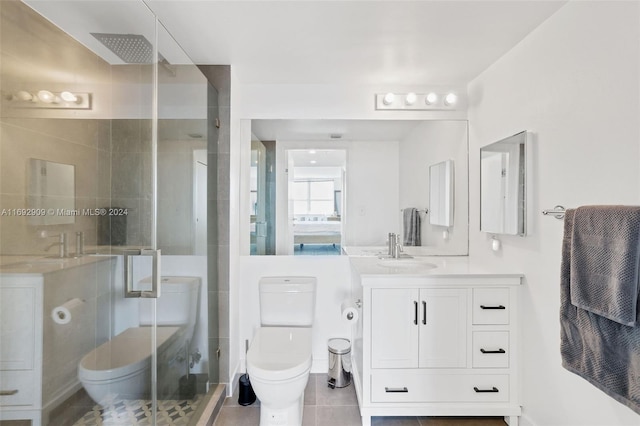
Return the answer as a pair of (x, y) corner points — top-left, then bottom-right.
(247, 327), (312, 382)
(79, 326), (180, 382)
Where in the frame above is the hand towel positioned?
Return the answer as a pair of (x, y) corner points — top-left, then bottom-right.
(402, 208), (421, 246)
(570, 205), (640, 326)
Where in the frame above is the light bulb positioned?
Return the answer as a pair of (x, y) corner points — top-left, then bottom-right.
(405, 92), (417, 105)
(382, 92), (395, 105)
(425, 92), (438, 105)
(60, 91), (77, 102)
(37, 90), (55, 103)
(15, 91), (33, 101)
(444, 93), (458, 106)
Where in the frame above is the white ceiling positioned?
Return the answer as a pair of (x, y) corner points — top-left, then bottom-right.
(25, 0), (567, 86)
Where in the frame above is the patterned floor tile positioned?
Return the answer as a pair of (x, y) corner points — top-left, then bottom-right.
(72, 395), (201, 426)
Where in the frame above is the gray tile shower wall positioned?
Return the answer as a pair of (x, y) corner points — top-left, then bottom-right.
(198, 65), (231, 391)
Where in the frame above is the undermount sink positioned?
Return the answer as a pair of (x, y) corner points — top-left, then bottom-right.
(376, 258), (437, 270)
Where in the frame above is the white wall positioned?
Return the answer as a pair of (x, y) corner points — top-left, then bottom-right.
(399, 120), (468, 254)
(345, 140), (400, 246)
(237, 255), (352, 374)
(467, 2), (640, 425)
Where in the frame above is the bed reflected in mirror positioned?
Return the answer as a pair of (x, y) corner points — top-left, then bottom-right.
(289, 149), (345, 255)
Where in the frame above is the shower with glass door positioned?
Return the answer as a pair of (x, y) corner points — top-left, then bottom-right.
(0, 1), (217, 424)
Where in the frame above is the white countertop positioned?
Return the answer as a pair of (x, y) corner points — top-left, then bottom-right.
(0, 254), (115, 275)
(347, 250), (523, 280)
(343, 245), (457, 257)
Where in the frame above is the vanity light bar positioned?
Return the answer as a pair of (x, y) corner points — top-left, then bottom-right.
(375, 92), (458, 111)
(5, 91), (92, 110)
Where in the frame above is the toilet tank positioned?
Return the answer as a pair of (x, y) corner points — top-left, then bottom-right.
(139, 276), (200, 327)
(259, 276), (316, 326)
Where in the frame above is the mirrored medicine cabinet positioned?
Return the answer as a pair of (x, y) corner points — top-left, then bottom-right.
(480, 131), (528, 236)
(28, 158), (76, 225)
(429, 159), (454, 227)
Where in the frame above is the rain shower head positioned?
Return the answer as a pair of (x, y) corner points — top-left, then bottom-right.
(91, 32), (153, 64)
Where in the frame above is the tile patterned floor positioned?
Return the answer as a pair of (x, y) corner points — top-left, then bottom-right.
(72, 395), (201, 426)
(214, 374), (507, 426)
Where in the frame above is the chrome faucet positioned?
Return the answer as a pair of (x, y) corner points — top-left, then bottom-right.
(392, 239), (404, 259)
(45, 233), (68, 258)
(385, 232), (408, 259)
(388, 232), (398, 256)
(75, 231), (84, 256)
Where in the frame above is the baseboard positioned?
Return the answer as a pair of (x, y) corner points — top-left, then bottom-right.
(228, 360), (240, 397)
(519, 413), (537, 426)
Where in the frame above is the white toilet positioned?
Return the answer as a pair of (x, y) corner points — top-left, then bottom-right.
(78, 276), (200, 404)
(246, 276), (317, 426)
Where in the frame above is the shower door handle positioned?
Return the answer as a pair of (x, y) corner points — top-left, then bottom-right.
(124, 249), (161, 299)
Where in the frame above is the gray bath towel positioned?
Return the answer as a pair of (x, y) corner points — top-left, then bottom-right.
(561, 209), (640, 414)
(403, 208), (421, 246)
(570, 205), (640, 326)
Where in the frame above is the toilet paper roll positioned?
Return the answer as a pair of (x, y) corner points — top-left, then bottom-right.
(51, 298), (84, 325)
(341, 300), (359, 323)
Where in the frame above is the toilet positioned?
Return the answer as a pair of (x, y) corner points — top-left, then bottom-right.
(78, 276), (200, 404)
(246, 276), (317, 426)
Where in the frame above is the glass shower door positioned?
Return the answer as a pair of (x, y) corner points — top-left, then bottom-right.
(0, 1), (208, 424)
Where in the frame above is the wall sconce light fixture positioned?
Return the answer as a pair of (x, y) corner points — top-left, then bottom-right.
(5, 90), (92, 110)
(375, 91), (459, 110)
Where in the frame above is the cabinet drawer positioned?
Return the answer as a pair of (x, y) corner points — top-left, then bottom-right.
(371, 371), (509, 403)
(473, 288), (510, 325)
(473, 331), (510, 368)
(0, 370), (37, 407)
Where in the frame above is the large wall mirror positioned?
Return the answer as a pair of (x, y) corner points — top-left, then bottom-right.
(480, 131), (528, 236)
(243, 119), (469, 256)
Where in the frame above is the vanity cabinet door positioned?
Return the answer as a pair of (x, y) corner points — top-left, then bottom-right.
(371, 288), (419, 369)
(418, 289), (467, 368)
(0, 287), (36, 371)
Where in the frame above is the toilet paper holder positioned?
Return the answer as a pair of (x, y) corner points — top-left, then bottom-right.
(346, 299), (362, 320)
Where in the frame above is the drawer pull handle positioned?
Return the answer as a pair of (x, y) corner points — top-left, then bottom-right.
(413, 301), (418, 325)
(385, 387), (409, 393)
(474, 386), (499, 393)
(480, 305), (506, 310)
(422, 301), (427, 325)
(384, 386), (409, 393)
(0, 389), (18, 396)
(480, 348), (506, 354)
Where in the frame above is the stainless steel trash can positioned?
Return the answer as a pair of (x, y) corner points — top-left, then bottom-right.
(327, 338), (351, 388)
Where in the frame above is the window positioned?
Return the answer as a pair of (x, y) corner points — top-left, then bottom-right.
(292, 180), (334, 215)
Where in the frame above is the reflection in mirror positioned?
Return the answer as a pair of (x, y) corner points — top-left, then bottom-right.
(480, 131), (527, 236)
(28, 159), (75, 225)
(429, 160), (454, 227)
(251, 139), (269, 254)
(246, 120), (469, 255)
(289, 149), (345, 255)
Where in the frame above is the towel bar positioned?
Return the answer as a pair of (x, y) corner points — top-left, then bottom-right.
(542, 205), (566, 220)
(400, 208), (428, 214)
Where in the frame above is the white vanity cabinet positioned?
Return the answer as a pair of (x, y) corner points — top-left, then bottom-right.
(0, 255), (116, 424)
(370, 288), (466, 369)
(0, 275), (44, 424)
(350, 258), (522, 426)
